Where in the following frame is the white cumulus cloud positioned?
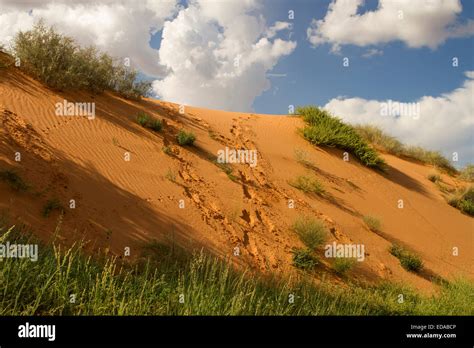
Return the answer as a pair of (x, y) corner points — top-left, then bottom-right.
(152, 0), (296, 111)
(0, 0), (179, 76)
(323, 71), (474, 164)
(307, 0), (474, 52)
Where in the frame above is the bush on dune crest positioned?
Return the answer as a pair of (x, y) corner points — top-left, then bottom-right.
(296, 106), (385, 169)
(0, 225), (472, 315)
(354, 125), (457, 174)
(12, 21), (151, 99)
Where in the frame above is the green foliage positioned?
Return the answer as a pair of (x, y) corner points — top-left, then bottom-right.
(389, 245), (423, 273)
(0, 170), (29, 191)
(177, 130), (196, 146)
(42, 199), (64, 218)
(162, 146), (173, 156)
(149, 119), (163, 132)
(137, 112), (150, 127)
(292, 216), (328, 249)
(354, 125), (457, 174)
(459, 164), (474, 182)
(289, 175), (325, 195)
(448, 186), (474, 216)
(333, 258), (355, 276)
(363, 215), (382, 232)
(297, 106), (385, 169)
(137, 112), (162, 131)
(0, 225), (472, 315)
(291, 248), (318, 270)
(12, 21), (150, 99)
(427, 172), (441, 183)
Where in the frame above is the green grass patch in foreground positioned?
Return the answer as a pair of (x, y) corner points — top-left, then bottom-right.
(0, 225), (472, 315)
(297, 106), (385, 169)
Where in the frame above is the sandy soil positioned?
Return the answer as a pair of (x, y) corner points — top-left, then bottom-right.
(0, 54), (472, 291)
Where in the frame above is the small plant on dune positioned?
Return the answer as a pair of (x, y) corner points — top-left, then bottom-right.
(448, 186), (474, 216)
(162, 146), (173, 156)
(427, 172), (441, 183)
(42, 199), (64, 218)
(149, 119), (163, 132)
(291, 248), (318, 270)
(459, 164), (474, 182)
(389, 244), (423, 273)
(214, 161), (238, 182)
(363, 215), (382, 232)
(297, 106), (385, 169)
(137, 112), (150, 127)
(177, 130), (196, 146)
(289, 175), (325, 195)
(292, 216), (328, 249)
(294, 148), (313, 167)
(0, 170), (29, 191)
(333, 257), (355, 276)
(165, 168), (177, 183)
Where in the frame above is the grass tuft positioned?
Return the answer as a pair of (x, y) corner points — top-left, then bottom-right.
(291, 248), (318, 270)
(42, 199), (64, 218)
(289, 175), (325, 195)
(292, 216), (328, 249)
(363, 215), (382, 232)
(448, 186), (474, 216)
(0, 170), (29, 191)
(333, 258), (355, 276)
(389, 244), (423, 273)
(177, 130), (196, 146)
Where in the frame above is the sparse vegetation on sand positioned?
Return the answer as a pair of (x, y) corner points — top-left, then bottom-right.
(427, 171), (441, 183)
(297, 106), (385, 169)
(363, 215), (382, 232)
(389, 244), (424, 273)
(289, 175), (325, 195)
(448, 186), (474, 216)
(291, 248), (318, 270)
(292, 216), (327, 249)
(0, 225), (472, 315)
(136, 112), (162, 132)
(12, 21), (151, 99)
(459, 164), (474, 182)
(165, 168), (177, 183)
(354, 125), (457, 174)
(42, 199), (64, 218)
(162, 146), (173, 156)
(0, 170), (29, 191)
(333, 257), (355, 276)
(177, 130), (196, 146)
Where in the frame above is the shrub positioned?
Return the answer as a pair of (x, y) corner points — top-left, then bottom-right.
(42, 199), (64, 218)
(427, 172), (441, 183)
(448, 186), (474, 216)
(297, 106), (385, 169)
(137, 112), (150, 127)
(459, 164), (474, 182)
(149, 119), (163, 132)
(292, 216), (327, 249)
(333, 258), (355, 276)
(389, 244), (423, 273)
(162, 146), (173, 156)
(355, 125), (456, 174)
(289, 175), (325, 195)
(0, 170), (29, 191)
(363, 215), (382, 232)
(177, 130), (196, 146)
(291, 248), (318, 270)
(12, 21), (150, 99)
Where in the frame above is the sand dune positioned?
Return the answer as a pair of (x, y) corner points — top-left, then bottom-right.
(0, 56), (472, 291)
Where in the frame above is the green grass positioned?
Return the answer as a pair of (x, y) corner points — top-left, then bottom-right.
(363, 215), (382, 232)
(354, 125), (457, 174)
(459, 164), (474, 182)
(137, 112), (162, 132)
(177, 130), (196, 146)
(0, 170), (29, 191)
(389, 245), (424, 273)
(214, 161), (238, 182)
(162, 146), (173, 156)
(291, 248), (318, 270)
(0, 225), (472, 315)
(137, 112), (150, 127)
(292, 216), (328, 249)
(333, 258), (355, 276)
(149, 119), (163, 132)
(448, 186), (474, 216)
(427, 172), (441, 183)
(42, 199), (64, 218)
(289, 175), (325, 195)
(297, 106), (385, 169)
